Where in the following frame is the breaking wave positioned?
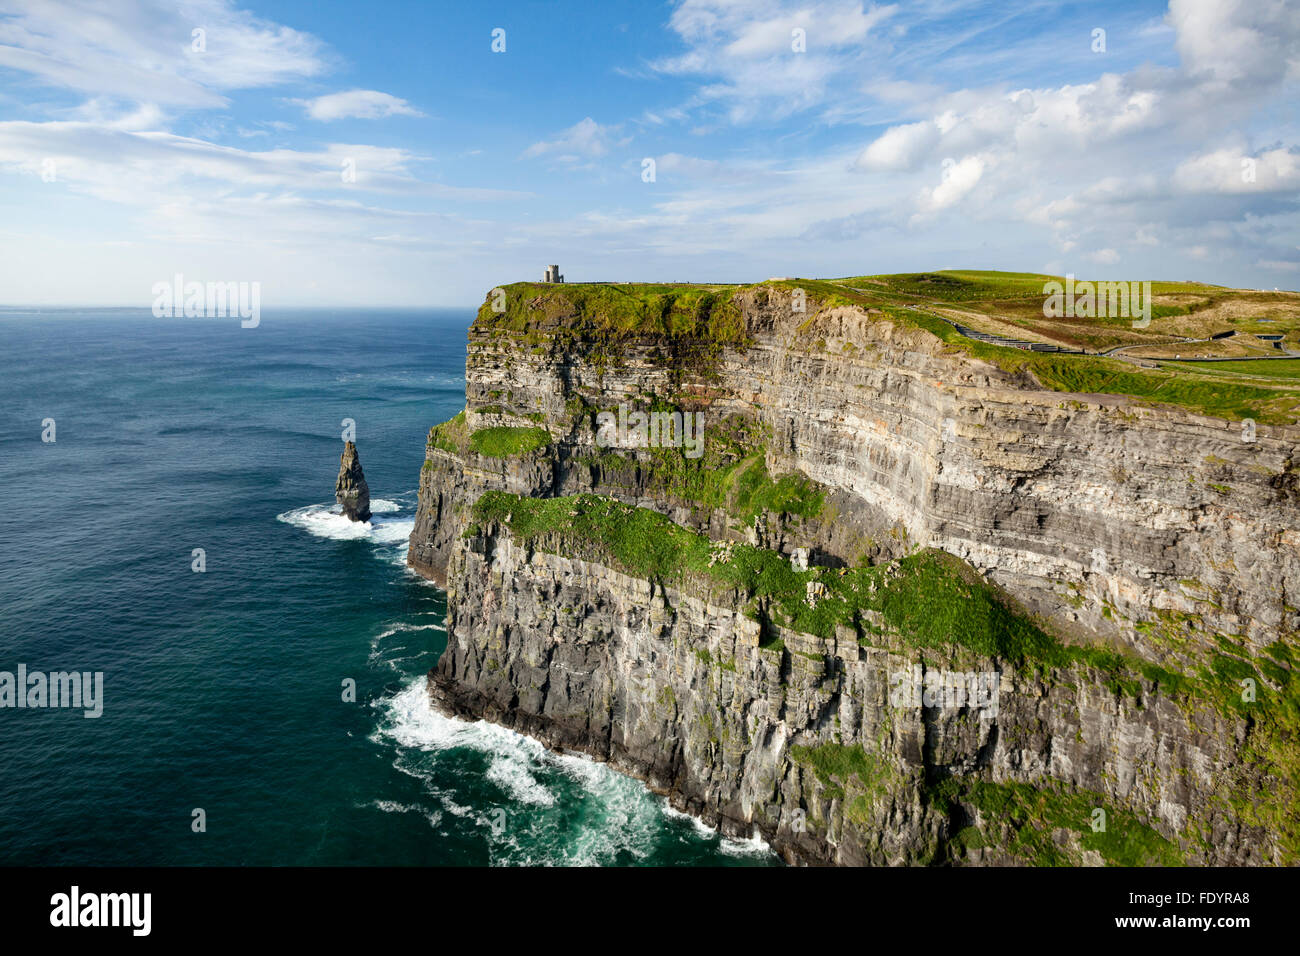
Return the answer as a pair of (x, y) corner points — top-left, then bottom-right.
(277, 496), (414, 546)
(370, 679), (775, 865)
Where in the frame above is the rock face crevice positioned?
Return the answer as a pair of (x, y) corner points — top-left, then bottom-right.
(410, 287), (1300, 865)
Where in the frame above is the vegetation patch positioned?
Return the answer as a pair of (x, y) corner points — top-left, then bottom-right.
(468, 426), (551, 458)
(428, 410), (468, 455)
(468, 274), (1300, 422)
(582, 412), (824, 522)
(473, 282), (750, 377)
(928, 778), (1183, 866)
(898, 310), (1299, 423)
(1163, 359), (1300, 381)
(472, 492), (1114, 670)
(790, 743), (890, 790)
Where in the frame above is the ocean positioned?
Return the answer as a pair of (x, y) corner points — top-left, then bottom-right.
(0, 308), (775, 866)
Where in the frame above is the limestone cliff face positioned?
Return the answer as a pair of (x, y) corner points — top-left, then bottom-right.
(431, 532), (1259, 865)
(335, 440), (371, 522)
(410, 286), (1300, 865)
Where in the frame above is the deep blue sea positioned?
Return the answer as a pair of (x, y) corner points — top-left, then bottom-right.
(0, 308), (775, 866)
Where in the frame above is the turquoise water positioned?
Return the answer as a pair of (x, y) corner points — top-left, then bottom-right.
(0, 308), (775, 866)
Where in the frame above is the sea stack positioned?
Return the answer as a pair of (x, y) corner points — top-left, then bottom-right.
(335, 440), (371, 522)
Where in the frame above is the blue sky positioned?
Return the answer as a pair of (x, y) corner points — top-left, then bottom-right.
(0, 0), (1297, 305)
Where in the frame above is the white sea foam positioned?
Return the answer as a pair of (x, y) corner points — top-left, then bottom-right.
(373, 622), (445, 642)
(277, 500), (413, 544)
(368, 621), (446, 671)
(376, 680), (548, 758)
(402, 565), (444, 586)
(660, 800), (771, 854)
(661, 802), (720, 839)
(372, 678), (775, 865)
(486, 755), (556, 807)
(719, 828), (773, 856)
(367, 799), (442, 829)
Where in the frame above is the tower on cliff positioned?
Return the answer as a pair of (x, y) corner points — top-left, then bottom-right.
(543, 264), (564, 283)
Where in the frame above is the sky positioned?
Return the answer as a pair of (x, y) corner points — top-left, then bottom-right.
(0, 0), (1296, 306)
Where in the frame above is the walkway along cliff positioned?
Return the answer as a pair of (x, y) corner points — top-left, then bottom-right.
(407, 280), (1300, 866)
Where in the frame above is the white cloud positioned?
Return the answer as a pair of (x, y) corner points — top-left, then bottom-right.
(0, 120), (526, 204)
(295, 90), (424, 121)
(653, 0), (896, 122)
(1172, 147), (1300, 194)
(921, 155), (984, 211)
(1166, 0), (1300, 90)
(1, 0), (1297, 304)
(839, 0), (1300, 274)
(0, 0), (327, 107)
(854, 120), (939, 171)
(523, 118), (629, 164)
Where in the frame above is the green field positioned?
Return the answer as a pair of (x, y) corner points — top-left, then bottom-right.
(823, 270), (1300, 356)
(1162, 359), (1300, 380)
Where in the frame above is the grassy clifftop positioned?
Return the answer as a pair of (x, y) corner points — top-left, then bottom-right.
(473, 282), (749, 376)
(470, 274), (1300, 424)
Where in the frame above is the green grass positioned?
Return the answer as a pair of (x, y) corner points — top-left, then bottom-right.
(1028, 358), (1294, 422)
(467, 425), (551, 458)
(428, 410), (467, 454)
(1162, 359), (1300, 381)
(473, 282), (750, 376)
(732, 456), (824, 520)
(896, 308), (1300, 422)
(763, 282), (1300, 422)
(790, 743), (890, 790)
(581, 412), (825, 521)
(472, 492), (1135, 673)
(837, 270), (1239, 305)
(836, 270), (1063, 302)
(928, 779), (1183, 866)
(873, 550), (1061, 662)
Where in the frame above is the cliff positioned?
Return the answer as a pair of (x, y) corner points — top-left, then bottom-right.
(409, 280), (1300, 865)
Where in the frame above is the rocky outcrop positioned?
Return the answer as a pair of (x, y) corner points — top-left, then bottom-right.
(335, 440), (371, 522)
(410, 284), (1300, 865)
